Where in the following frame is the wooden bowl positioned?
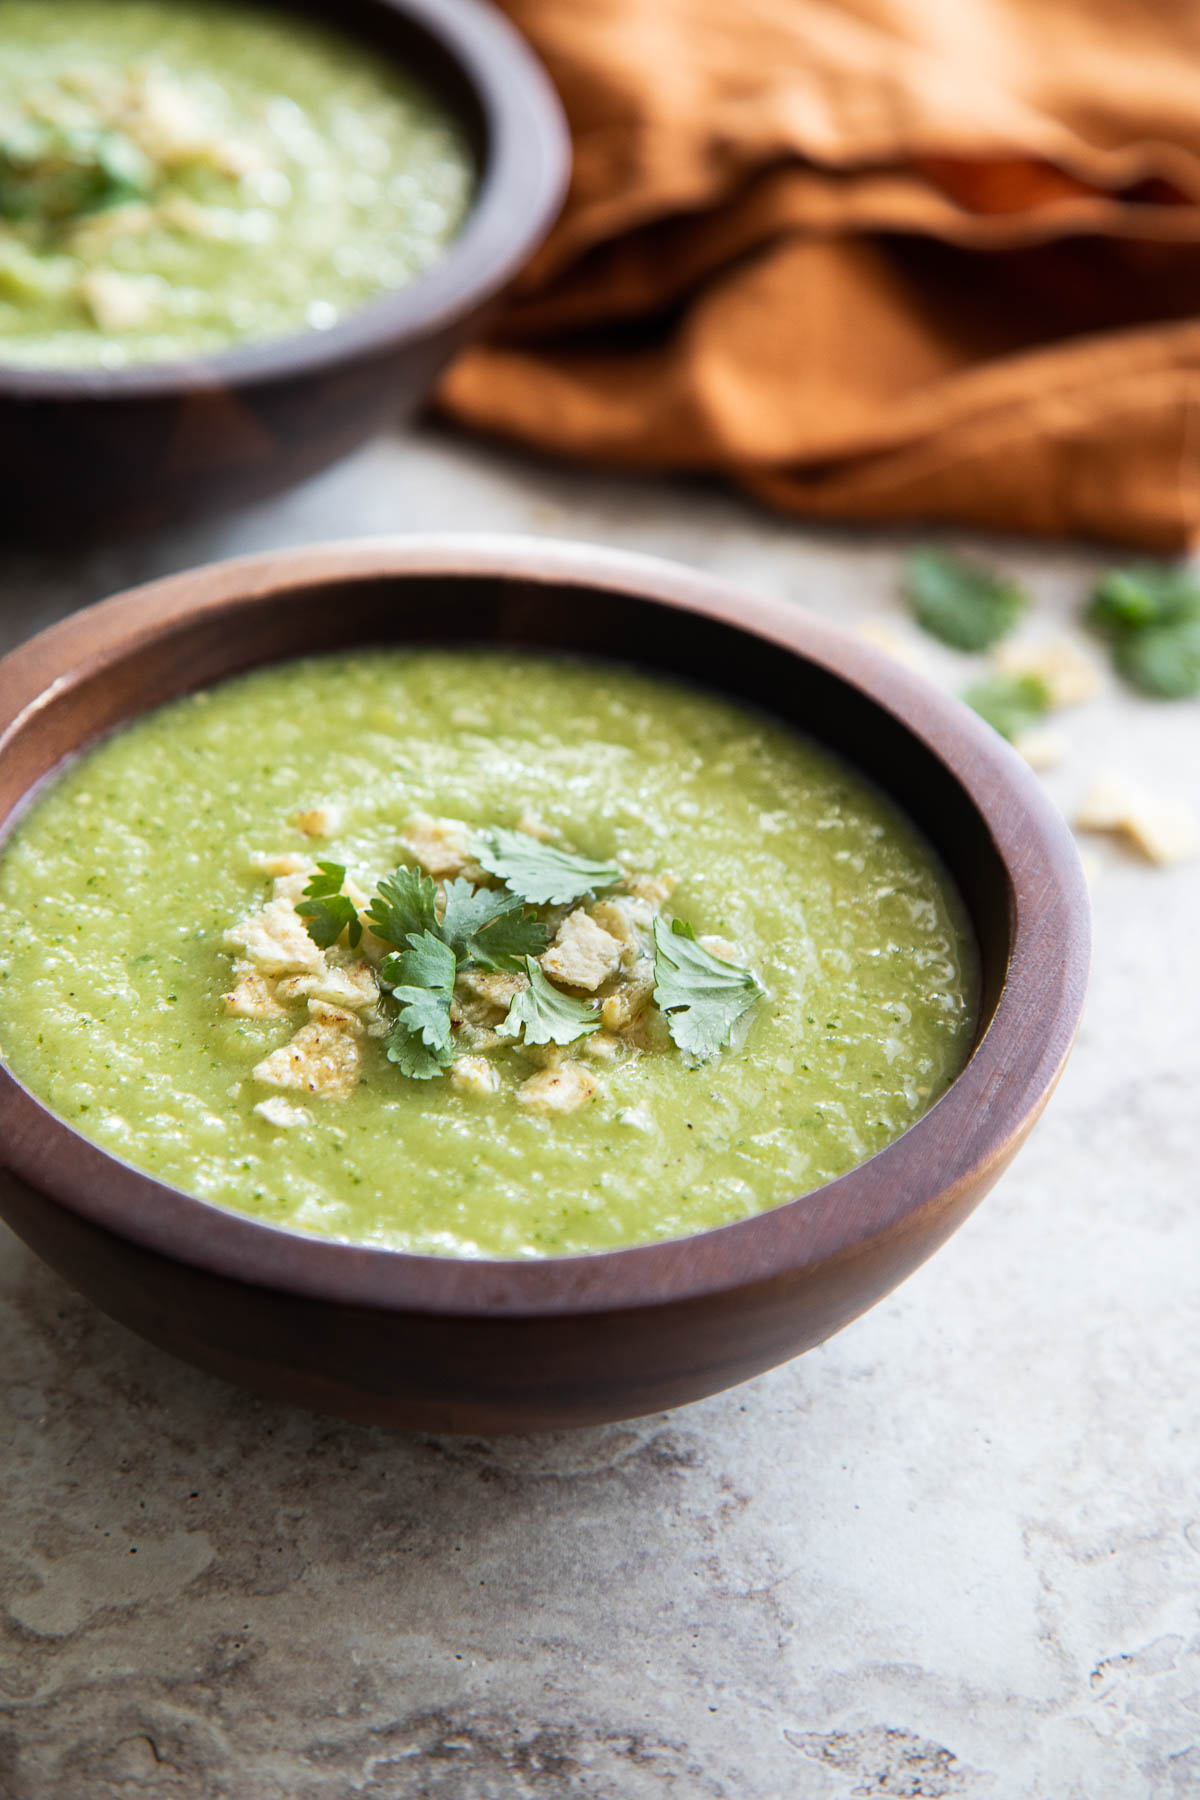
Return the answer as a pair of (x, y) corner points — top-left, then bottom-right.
(0, 539), (1090, 1431)
(0, 0), (567, 542)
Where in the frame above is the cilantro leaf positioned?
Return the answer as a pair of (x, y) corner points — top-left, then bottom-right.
(1085, 564), (1200, 699)
(652, 917), (763, 1063)
(905, 548), (1027, 652)
(465, 905), (549, 971)
(963, 672), (1053, 741)
(296, 861), (362, 950)
(387, 929), (457, 999)
(1115, 617), (1200, 700)
(366, 864), (438, 947)
(382, 931), (457, 1056)
(439, 878), (548, 970)
(384, 1017), (453, 1080)
(475, 829), (622, 907)
(303, 860), (350, 899)
(497, 957), (601, 1047)
(1088, 564), (1200, 638)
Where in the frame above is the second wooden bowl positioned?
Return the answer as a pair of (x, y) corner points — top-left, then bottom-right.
(0, 539), (1090, 1430)
(0, 0), (568, 540)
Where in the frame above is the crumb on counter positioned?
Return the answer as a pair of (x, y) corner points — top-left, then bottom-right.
(1012, 727), (1068, 772)
(995, 636), (1104, 709)
(1075, 774), (1199, 866)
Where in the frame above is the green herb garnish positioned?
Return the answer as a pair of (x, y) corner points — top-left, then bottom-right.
(293, 839), (761, 1085)
(296, 862), (362, 949)
(963, 672), (1053, 741)
(438, 878), (548, 971)
(905, 548), (1027, 652)
(365, 864), (439, 946)
(0, 122), (153, 225)
(652, 918), (763, 1063)
(1087, 564), (1200, 699)
(475, 829), (623, 907)
(383, 1016), (455, 1080)
(497, 958), (601, 1047)
(362, 865), (545, 972)
(380, 929), (456, 1046)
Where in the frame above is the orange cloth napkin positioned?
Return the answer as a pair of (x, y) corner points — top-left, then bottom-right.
(440, 0), (1200, 547)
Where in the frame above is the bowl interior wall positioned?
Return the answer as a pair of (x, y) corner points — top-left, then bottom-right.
(272, 0), (491, 164)
(0, 573), (1010, 1035)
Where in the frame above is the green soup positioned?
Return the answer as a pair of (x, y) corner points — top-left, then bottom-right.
(0, 0), (474, 367)
(0, 652), (977, 1257)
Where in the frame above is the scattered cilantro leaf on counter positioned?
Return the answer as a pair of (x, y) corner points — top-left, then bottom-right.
(1088, 564), (1200, 638)
(1086, 564), (1200, 699)
(439, 878), (548, 971)
(365, 865), (439, 947)
(1115, 617), (1200, 700)
(652, 918), (763, 1063)
(475, 829), (623, 907)
(905, 548), (1028, 652)
(296, 862), (362, 949)
(963, 672), (1053, 741)
(497, 957), (601, 1047)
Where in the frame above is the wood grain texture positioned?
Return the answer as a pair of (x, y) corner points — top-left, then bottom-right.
(0, 538), (1090, 1429)
(0, 0), (568, 542)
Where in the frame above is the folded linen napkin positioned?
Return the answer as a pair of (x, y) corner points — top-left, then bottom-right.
(440, 0), (1200, 547)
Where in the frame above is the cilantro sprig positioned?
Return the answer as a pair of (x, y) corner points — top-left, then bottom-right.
(313, 857), (545, 1081)
(652, 918), (764, 1063)
(905, 548), (1027, 652)
(497, 958), (601, 1047)
(475, 828), (622, 907)
(363, 863), (546, 972)
(439, 878), (548, 969)
(296, 862), (362, 950)
(365, 865), (438, 946)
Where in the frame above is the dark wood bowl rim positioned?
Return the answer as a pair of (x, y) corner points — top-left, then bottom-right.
(0, 0), (568, 400)
(0, 537), (1091, 1317)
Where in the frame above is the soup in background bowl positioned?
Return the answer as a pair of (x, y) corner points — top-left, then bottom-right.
(0, 0), (475, 369)
(0, 0), (568, 538)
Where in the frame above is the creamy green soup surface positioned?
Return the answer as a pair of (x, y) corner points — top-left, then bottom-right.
(0, 652), (977, 1257)
(0, 0), (473, 367)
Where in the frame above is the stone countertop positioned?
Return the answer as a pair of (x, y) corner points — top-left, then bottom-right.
(1, 430), (1197, 1800)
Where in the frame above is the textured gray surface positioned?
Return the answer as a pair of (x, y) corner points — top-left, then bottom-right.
(1, 429), (1198, 1799)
